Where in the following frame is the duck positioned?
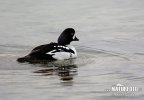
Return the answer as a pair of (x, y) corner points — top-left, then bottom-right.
(17, 28), (79, 63)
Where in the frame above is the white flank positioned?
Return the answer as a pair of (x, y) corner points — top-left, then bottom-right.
(52, 45), (77, 60)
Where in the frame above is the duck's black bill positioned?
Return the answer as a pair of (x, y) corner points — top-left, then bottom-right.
(73, 36), (79, 41)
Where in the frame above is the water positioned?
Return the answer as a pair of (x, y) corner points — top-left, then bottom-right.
(0, 0), (144, 100)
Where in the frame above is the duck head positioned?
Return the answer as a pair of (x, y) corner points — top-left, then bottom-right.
(58, 28), (79, 45)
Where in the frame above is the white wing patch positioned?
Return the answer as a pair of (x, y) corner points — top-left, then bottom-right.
(65, 47), (69, 50)
(46, 49), (56, 55)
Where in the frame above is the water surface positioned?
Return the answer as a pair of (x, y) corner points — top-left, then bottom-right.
(0, 0), (144, 100)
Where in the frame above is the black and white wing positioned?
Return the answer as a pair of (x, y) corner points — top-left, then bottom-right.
(29, 42), (74, 56)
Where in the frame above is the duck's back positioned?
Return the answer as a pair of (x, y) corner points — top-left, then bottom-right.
(30, 42), (58, 55)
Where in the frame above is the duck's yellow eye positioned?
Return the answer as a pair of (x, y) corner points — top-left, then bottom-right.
(71, 33), (74, 35)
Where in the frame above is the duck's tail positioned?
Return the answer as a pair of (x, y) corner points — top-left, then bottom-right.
(17, 55), (30, 63)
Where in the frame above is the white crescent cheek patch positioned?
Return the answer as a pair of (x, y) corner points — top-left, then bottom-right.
(73, 34), (76, 39)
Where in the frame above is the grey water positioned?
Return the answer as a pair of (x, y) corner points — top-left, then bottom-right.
(0, 0), (144, 100)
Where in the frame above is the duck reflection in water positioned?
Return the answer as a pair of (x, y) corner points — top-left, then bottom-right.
(34, 60), (78, 82)
(58, 65), (77, 81)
